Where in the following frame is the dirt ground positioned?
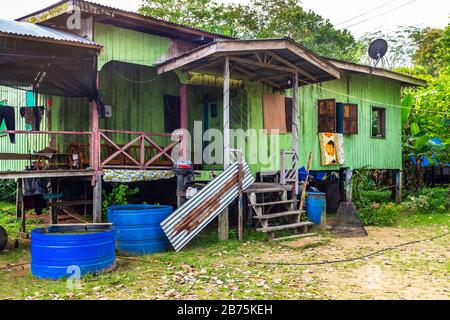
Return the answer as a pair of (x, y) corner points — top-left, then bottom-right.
(0, 217), (449, 300)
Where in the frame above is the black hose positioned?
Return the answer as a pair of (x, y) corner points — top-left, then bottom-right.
(252, 232), (449, 267)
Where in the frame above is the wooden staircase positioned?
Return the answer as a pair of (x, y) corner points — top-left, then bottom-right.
(245, 183), (313, 240)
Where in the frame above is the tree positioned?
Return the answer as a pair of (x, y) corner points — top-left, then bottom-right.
(139, 0), (363, 61)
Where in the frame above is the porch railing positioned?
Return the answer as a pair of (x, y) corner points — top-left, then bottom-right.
(97, 129), (183, 170)
(0, 129), (184, 172)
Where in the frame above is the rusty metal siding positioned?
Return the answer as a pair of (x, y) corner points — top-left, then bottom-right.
(162, 161), (255, 251)
(0, 86), (49, 171)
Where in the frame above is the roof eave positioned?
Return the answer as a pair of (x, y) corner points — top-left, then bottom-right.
(328, 58), (427, 87)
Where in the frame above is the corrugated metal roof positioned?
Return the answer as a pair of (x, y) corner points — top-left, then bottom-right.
(161, 161), (255, 252)
(0, 18), (101, 48)
(17, 0), (232, 41)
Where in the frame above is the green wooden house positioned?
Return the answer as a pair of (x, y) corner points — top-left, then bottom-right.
(0, 1), (425, 230)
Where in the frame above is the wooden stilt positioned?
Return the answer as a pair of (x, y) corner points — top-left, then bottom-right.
(344, 168), (353, 203)
(395, 170), (403, 204)
(93, 174), (102, 223)
(219, 56), (231, 241)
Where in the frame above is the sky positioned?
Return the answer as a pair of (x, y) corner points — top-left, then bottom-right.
(1, 0), (448, 38)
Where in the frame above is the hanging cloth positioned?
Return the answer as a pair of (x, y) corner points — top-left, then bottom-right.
(319, 133), (337, 166)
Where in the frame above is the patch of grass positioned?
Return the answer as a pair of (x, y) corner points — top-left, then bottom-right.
(398, 212), (450, 227)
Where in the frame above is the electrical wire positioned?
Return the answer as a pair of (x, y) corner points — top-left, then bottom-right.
(252, 232), (449, 267)
(296, 77), (450, 116)
(334, 0), (399, 27)
(342, 0), (418, 29)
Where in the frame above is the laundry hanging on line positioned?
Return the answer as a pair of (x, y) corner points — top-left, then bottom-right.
(20, 106), (45, 131)
(0, 102), (16, 144)
(319, 133), (345, 166)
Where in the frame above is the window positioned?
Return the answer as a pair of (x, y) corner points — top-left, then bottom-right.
(372, 107), (386, 138)
(164, 95), (181, 133)
(317, 99), (337, 133)
(318, 99), (358, 134)
(343, 104), (358, 134)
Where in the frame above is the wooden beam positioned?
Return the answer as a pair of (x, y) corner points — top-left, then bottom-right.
(233, 65), (282, 89)
(219, 56), (231, 241)
(229, 56), (297, 74)
(0, 170), (95, 180)
(268, 51), (318, 82)
(328, 59), (426, 87)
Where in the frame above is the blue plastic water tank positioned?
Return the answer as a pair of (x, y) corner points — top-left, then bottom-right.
(31, 224), (116, 280)
(306, 192), (327, 224)
(107, 205), (173, 256)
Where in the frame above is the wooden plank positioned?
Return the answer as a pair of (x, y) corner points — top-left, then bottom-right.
(253, 210), (305, 220)
(268, 51), (318, 81)
(257, 222), (314, 233)
(249, 200), (296, 207)
(0, 170), (95, 180)
(229, 57), (297, 74)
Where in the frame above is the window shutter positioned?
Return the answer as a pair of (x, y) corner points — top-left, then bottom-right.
(317, 99), (336, 133)
(343, 104), (358, 134)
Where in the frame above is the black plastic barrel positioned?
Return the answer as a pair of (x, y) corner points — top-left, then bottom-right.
(107, 205), (173, 256)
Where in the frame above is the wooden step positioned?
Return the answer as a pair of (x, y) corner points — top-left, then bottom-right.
(253, 210), (305, 220)
(257, 222), (314, 233)
(245, 183), (293, 194)
(249, 200), (296, 207)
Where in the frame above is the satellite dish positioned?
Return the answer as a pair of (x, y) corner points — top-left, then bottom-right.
(368, 39), (388, 70)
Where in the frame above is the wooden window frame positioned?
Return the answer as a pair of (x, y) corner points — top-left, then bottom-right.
(317, 99), (337, 133)
(343, 103), (359, 135)
(371, 107), (386, 139)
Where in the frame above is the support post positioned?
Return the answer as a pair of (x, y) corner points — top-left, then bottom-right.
(292, 73), (299, 196)
(344, 168), (353, 202)
(91, 72), (102, 222)
(395, 170), (403, 204)
(93, 174), (102, 223)
(180, 84), (188, 160)
(219, 57), (231, 241)
(237, 151), (244, 241)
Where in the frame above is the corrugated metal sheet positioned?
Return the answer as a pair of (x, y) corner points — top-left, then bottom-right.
(0, 18), (100, 47)
(161, 161), (255, 251)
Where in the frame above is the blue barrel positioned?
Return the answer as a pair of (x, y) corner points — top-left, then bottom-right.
(107, 205), (173, 256)
(31, 224), (116, 280)
(306, 192), (327, 224)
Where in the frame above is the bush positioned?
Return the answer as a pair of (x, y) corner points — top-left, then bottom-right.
(102, 184), (140, 219)
(0, 180), (16, 203)
(403, 188), (450, 214)
(357, 202), (402, 227)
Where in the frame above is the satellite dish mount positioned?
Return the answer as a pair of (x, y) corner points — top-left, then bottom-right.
(368, 39), (388, 73)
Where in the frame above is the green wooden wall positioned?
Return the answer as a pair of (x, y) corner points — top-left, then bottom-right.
(95, 23), (172, 70)
(0, 22), (403, 174)
(297, 73), (402, 171)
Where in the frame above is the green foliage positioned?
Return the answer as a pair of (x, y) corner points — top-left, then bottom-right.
(139, 0), (363, 61)
(355, 187), (450, 227)
(102, 184), (140, 216)
(403, 188), (450, 214)
(358, 202), (402, 227)
(0, 180), (16, 203)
